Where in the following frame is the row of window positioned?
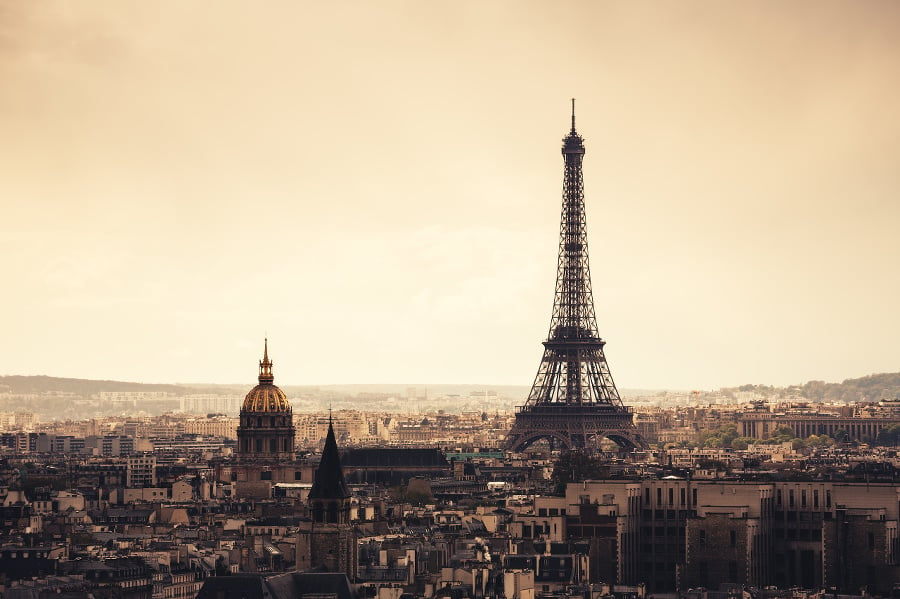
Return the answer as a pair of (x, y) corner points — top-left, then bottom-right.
(240, 438), (292, 452)
(776, 488), (831, 508)
(637, 486), (842, 511)
(229, 470), (303, 481)
(644, 486), (697, 507)
(773, 527), (822, 540)
(642, 525), (686, 537)
(242, 416), (291, 427)
(774, 510), (829, 521)
(642, 509), (695, 520)
(3, 551), (46, 558)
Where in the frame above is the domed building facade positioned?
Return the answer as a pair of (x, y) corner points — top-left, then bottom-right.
(236, 340), (296, 462)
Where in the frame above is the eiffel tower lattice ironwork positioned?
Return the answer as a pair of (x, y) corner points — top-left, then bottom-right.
(505, 101), (648, 452)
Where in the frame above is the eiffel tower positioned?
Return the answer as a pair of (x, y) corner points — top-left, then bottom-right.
(505, 101), (647, 453)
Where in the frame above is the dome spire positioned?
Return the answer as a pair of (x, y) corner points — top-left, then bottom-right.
(258, 337), (274, 384)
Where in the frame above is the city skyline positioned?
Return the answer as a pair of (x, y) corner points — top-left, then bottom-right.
(2, 2), (899, 390)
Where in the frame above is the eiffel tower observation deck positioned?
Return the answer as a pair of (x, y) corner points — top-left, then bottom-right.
(505, 101), (647, 453)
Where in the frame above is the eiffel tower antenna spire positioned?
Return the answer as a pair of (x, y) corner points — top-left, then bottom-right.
(505, 105), (646, 453)
(571, 97), (576, 132)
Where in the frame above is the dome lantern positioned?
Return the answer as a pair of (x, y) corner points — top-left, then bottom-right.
(240, 339), (292, 414)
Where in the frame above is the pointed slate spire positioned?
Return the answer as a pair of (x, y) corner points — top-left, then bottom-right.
(309, 419), (351, 499)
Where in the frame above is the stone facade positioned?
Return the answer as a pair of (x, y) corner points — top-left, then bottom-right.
(562, 479), (900, 593)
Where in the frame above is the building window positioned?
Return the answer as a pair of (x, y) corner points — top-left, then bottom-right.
(699, 530), (706, 545)
(801, 490), (807, 507)
(680, 488), (686, 505)
(668, 488), (674, 505)
(826, 490), (831, 508)
(789, 490), (795, 507)
(261, 470), (272, 481)
(730, 530), (737, 546)
(813, 489), (819, 508)
(692, 488), (698, 506)
(657, 488), (662, 505)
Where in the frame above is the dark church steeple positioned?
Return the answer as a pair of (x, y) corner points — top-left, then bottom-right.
(308, 418), (351, 524)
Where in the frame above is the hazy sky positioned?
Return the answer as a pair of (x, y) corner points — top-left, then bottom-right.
(2, 1), (899, 390)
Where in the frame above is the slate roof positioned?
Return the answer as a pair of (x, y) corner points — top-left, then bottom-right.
(341, 448), (449, 467)
(266, 572), (357, 599)
(308, 421), (351, 500)
(196, 574), (273, 599)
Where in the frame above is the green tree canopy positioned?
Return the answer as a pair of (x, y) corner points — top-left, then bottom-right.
(698, 424), (741, 448)
(551, 451), (607, 494)
(875, 423), (900, 446)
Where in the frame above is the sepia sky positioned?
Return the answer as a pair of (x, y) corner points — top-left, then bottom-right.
(1, 1), (899, 391)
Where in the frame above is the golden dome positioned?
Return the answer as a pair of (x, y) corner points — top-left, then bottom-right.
(242, 384), (291, 413)
(240, 339), (293, 414)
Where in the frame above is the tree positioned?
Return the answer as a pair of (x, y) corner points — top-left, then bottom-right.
(770, 426), (795, 444)
(875, 423), (900, 446)
(550, 451), (607, 494)
(698, 424), (741, 448)
(731, 437), (756, 450)
(831, 428), (849, 444)
(804, 434), (834, 449)
(704, 436), (724, 448)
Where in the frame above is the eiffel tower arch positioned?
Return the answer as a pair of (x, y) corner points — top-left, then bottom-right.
(505, 101), (648, 453)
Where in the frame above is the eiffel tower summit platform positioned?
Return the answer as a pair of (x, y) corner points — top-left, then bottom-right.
(505, 101), (648, 453)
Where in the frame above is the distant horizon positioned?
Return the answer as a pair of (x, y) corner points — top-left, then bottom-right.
(3, 370), (897, 395)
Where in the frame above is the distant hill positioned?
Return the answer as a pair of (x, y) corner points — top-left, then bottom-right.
(2, 373), (898, 404)
(0, 375), (191, 396)
(724, 372), (900, 403)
